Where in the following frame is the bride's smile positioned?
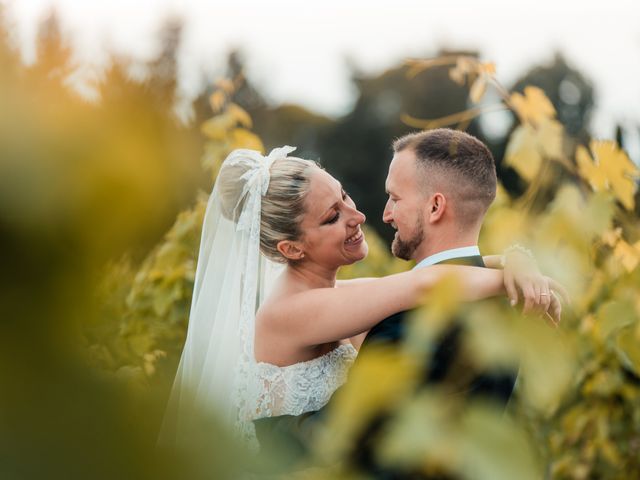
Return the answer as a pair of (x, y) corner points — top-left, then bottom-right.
(344, 228), (364, 246)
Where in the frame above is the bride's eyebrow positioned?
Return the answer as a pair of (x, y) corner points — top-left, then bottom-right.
(320, 199), (339, 220)
(319, 183), (344, 219)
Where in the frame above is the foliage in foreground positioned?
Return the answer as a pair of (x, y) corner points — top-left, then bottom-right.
(2, 9), (640, 477)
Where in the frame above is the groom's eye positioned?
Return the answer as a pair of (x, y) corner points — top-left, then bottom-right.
(341, 189), (349, 200)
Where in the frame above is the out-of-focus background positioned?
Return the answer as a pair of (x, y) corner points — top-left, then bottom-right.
(1, 1), (639, 478)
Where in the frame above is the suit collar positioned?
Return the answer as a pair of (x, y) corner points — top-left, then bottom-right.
(413, 246), (481, 269)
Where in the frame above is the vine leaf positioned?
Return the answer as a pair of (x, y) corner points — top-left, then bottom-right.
(613, 239), (640, 272)
(509, 86), (556, 125)
(576, 140), (640, 211)
(505, 119), (563, 181)
(469, 76), (488, 103)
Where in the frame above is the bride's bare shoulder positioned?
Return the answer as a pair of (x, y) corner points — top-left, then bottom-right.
(255, 299), (280, 327)
(255, 281), (317, 333)
(256, 290), (299, 329)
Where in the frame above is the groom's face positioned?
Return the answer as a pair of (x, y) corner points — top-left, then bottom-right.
(383, 149), (426, 261)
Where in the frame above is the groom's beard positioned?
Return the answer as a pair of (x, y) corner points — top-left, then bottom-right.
(391, 217), (424, 261)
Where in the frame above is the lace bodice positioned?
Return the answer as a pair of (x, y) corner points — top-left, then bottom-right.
(251, 343), (357, 420)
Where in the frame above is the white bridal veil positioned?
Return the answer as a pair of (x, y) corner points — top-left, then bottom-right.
(159, 147), (294, 449)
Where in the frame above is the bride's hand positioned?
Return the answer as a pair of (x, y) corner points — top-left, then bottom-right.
(501, 247), (544, 312)
(544, 290), (563, 327)
(501, 248), (569, 318)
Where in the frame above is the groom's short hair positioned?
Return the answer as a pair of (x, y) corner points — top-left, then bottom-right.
(393, 128), (497, 227)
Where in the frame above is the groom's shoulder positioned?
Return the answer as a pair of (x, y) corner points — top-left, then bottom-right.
(364, 309), (411, 347)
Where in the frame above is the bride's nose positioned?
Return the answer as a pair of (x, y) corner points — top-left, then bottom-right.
(347, 208), (366, 226)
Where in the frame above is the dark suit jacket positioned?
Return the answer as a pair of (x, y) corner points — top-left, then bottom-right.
(254, 255), (518, 476)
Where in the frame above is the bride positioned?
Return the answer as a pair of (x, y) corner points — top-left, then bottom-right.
(159, 146), (560, 450)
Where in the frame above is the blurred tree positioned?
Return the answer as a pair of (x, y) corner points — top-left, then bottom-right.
(254, 103), (332, 162)
(83, 16), (206, 258)
(212, 50), (335, 164)
(510, 53), (594, 143)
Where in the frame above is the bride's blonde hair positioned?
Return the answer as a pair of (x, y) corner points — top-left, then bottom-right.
(218, 156), (318, 263)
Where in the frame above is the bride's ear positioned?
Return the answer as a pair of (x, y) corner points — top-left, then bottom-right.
(276, 240), (305, 261)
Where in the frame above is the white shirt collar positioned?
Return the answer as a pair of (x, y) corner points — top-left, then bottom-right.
(413, 246), (481, 270)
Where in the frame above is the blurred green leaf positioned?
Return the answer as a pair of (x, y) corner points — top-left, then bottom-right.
(596, 300), (637, 340)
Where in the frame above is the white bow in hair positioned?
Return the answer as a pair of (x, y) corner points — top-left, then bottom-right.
(234, 145), (297, 199)
(231, 145), (297, 232)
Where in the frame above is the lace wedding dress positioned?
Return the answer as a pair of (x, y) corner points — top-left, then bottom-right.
(251, 343), (357, 421)
(231, 343), (358, 451)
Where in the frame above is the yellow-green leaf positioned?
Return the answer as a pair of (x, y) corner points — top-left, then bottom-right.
(513, 317), (576, 413)
(505, 125), (543, 181)
(448, 57), (476, 85)
(214, 78), (235, 94)
(478, 61), (496, 75)
(226, 102), (253, 128)
(510, 86), (556, 125)
(469, 76), (488, 103)
(316, 347), (419, 461)
(613, 238), (640, 272)
(596, 300), (636, 339)
(200, 113), (234, 140)
(576, 140), (640, 210)
(208, 90), (226, 113)
(505, 119), (564, 181)
(230, 128), (264, 152)
(538, 118), (564, 159)
(616, 325), (640, 377)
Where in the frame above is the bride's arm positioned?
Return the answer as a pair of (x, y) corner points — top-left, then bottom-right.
(335, 277), (378, 286)
(266, 265), (504, 347)
(482, 255), (503, 268)
(335, 278), (377, 348)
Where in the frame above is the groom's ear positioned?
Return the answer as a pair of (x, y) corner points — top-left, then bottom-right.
(276, 240), (305, 261)
(427, 192), (446, 223)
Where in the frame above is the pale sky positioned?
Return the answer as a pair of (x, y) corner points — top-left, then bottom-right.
(3, 0), (640, 159)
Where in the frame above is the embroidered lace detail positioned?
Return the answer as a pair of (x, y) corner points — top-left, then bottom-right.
(251, 344), (357, 421)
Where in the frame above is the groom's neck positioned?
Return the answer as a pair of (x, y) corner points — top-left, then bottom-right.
(412, 230), (480, 265)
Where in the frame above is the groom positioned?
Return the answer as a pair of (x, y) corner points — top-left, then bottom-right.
(255, 128), (519, 475)
(365, 128), (516, 395)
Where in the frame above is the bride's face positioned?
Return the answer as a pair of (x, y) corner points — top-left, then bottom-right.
(297, 168), (368, 267)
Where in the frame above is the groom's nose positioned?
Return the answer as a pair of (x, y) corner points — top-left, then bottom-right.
(383, 199), (393, 223)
